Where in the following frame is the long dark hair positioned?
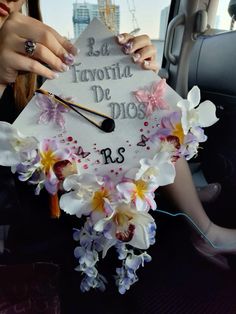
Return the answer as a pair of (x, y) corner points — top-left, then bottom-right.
(14, 0), (42, 110)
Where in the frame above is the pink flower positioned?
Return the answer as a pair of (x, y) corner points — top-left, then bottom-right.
(117, 179), (157, 211)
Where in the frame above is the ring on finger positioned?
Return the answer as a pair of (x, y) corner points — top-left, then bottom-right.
(24, 39), (37, 57)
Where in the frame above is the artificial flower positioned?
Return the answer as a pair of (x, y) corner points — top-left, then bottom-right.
(0, 121), (38, 167)
(38, 139), (71, 194)
(74, 220), (105, 253)
(53, 160), (78, 181)
(115, 248), (152, 294)
(135, 152), (176, 187)
(153, 111), (185, 145)
(74, 246), (99, 269)
(134, 79), (169, 116)
(117, 179), (157, 211)
(151, 111), (206, 160)
(60, 174), (113, 221)
(177, 86), (218, 134)
(94, 201), (155, 250)
(80, 273), (107, 292)
(73, 221), (108, 292)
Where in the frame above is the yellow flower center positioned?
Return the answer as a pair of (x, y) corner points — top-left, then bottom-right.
(133, 180), (148, 200)
(40, 150), (58, 174)
(91, 188), (110, 213)
(172, 123), (184, 144)
(113, 209), (133, 229)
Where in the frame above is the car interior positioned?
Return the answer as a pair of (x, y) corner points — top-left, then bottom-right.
(152, 0), (236, 312)
(0, 0), (235, 313)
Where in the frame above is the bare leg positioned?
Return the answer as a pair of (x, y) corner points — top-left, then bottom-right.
(162, 158), (236, 250)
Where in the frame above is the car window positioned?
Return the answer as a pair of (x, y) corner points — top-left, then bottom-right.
(214, 0), (232, 30)
(40, 0), (171, 65)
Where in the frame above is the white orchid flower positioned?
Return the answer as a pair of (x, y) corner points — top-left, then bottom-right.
(117, 179), (157, 211)
(0, 122), (38, 166)
(136, 152), (176, 187)
(177, 86), (218, 134)
(60, 173), (113, 220)
(94, 201), (155, 251)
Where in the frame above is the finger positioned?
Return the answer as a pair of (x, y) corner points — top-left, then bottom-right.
(12, 15), (77, 62)
(34, 44), (70, 72)
(142, 60), (159, 73)
(117, 33), (134, 44)
(132, 34), (152, 50)
(118, 34), (153, 55)
(132, 45), (157, 64)
(17, 38), (70, 73)
(13, 54), (59, 80)
(49, 30), (78, 56)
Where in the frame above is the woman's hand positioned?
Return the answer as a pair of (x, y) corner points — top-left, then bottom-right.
(0, 12), (78, 86)
(117, 33), (158, 72)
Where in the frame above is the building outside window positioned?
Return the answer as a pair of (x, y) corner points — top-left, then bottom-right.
(41, 0), (171, 65)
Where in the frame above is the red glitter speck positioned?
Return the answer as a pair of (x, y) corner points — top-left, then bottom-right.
(144, 122), (149, 127)
(83, 164), (88, 170)
(77, 159), (81, 163)
(74, 140), (77, 144)
(110, 170), (114, 173)
(67, 136), (73, 142)
(119, 168), (122, 171)
(140, 128), (143, 132)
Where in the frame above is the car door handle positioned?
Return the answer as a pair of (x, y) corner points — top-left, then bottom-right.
(164, 14), (185, 65)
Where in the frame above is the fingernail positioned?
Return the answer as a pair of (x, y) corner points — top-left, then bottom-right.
(132, 53), (141, 62)
(117, 34), (125, 43)
(51, 72), (59, 79)
(70, 46), (80, 56)
(64, 53), (76, 65)
(122, 41), (133, 54)
(143, 60), (150, 67)
(61, 63), (70, 72)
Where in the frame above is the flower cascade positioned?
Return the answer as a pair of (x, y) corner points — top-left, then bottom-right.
(0, 84), (218, 293)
